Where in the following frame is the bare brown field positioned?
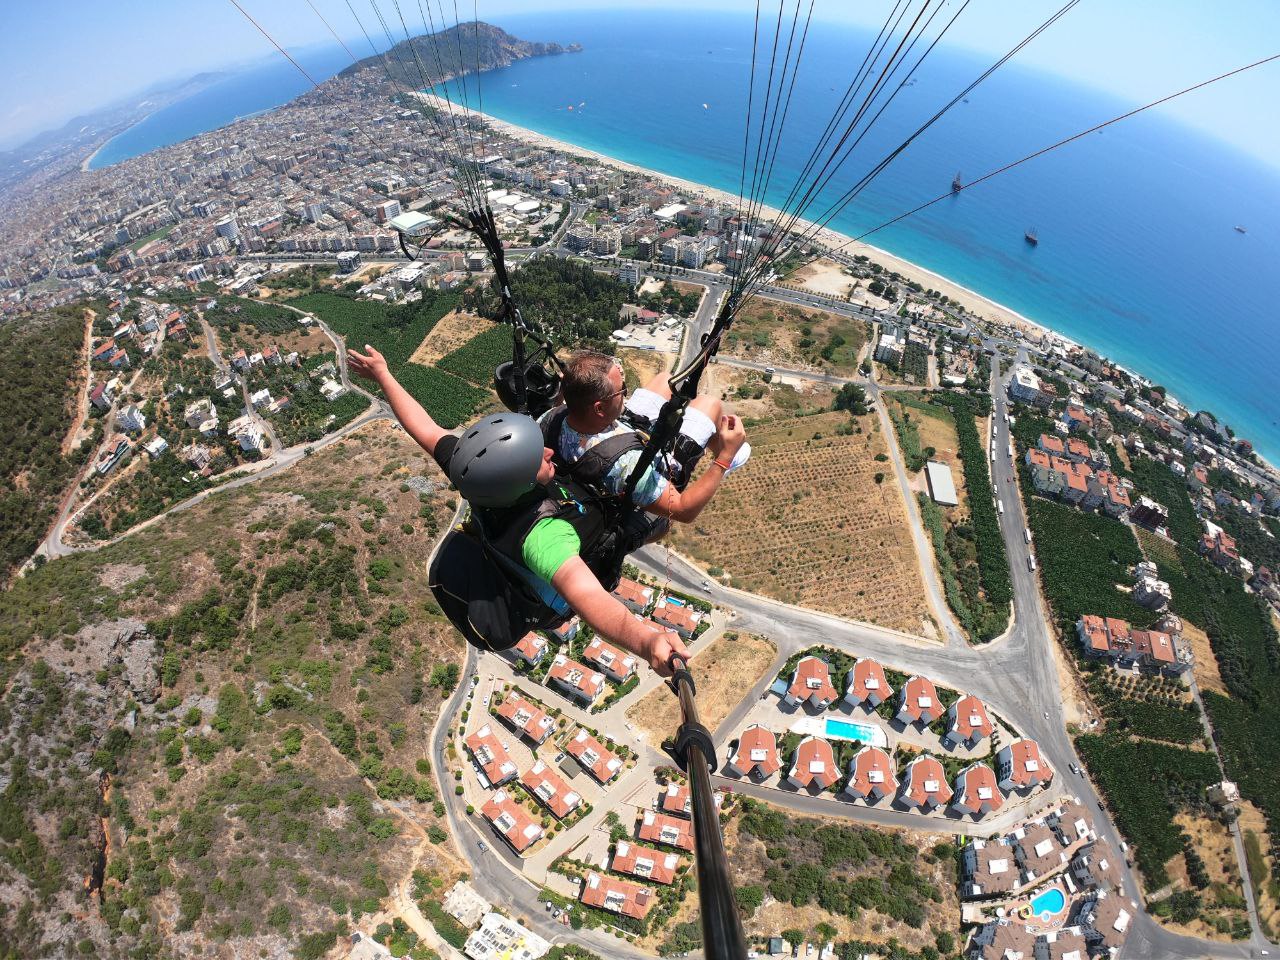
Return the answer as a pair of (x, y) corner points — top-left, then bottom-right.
(722, 298), (868, 376)
(788, 257), (856, 298)
(627, 632), (776, 744)
(668, 410), (932, 633)
(1163, 812), (1249, 940)
(1181, 621), (1228, 696)
(408, 309), (495, 366)
(268, 325), (336, 358)
(1238, 801), (1278, 935)
(620, 349), (673, 391)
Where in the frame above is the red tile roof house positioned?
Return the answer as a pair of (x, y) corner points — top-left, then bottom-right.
(652, 598), (703, 639)
(611, 841), (682, 885)
(895, 675), (943, 727)
(1038, 433), (1066, 457)
(464, 723), (518, 787)
(481, 789), (543, 854)
(551, 616), (581, 643)
(842, 746), (898, 803)
(996, 738), (1054, 793)
(510, 632), (548, 666)
(1076, 614), (1123, 659)
(944, 694), (994, 749)
(657, 781), (723, 820)
(581, 871), (654, 920)
(897, 754), (953, 811)
(583, 636), (638, 683)
(784, 656), (838, 709)
(638, 810), (694, 851)
(950, 762), (1005, 818)
(843, 657), (893, 710)
(495, 693), (556, 746)
(520, 759), (581, 819)
(727, 724), (781, 780)
(786, 736), (839, 792)
(547, 654), (607, 707)
(613, 577), (654, 613)
(566, 729), (623, 784)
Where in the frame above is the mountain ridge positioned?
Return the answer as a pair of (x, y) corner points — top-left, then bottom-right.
(339, 20), (580, 87)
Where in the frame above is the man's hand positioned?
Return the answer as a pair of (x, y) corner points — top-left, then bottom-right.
(709, 414), (746, 461)
(642, 627), (691, 678)
(347, 344), (389, 383)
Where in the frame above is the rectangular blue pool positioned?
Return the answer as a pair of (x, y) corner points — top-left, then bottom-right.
(825, 718), (879, 744)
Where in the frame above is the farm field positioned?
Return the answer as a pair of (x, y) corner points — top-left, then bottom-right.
(722, 299), (868, 376)
(667, 409), (933, 634)
(408, 309), (495, 367)
(627, 632), (776, 745)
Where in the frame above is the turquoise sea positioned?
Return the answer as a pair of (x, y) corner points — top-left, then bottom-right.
(92, 9), (1280, 461)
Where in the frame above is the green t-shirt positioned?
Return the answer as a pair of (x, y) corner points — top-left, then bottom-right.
(521, 517), (582, 589)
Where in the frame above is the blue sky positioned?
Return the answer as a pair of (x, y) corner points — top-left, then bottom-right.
(2, 0), (1277, 165)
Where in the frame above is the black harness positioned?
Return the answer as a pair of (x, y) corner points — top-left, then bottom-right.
(429, 476), (635, 652)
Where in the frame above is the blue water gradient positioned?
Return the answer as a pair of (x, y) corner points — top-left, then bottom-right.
(88, 46), (359, 171)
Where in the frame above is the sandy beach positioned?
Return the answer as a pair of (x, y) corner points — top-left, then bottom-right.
(417, 92), (1061, 342)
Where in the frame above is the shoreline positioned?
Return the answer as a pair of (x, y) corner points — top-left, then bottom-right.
(419, 92), (1063, 342)
(417, 91), (1280, 474)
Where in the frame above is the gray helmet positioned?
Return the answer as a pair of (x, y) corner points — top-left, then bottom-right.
(448, 413), (546, 507)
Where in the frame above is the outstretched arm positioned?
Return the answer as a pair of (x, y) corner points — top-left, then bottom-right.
(646, 414), (746, 523)
(551, 557), (689, 676)
(348, 345), (450, 456)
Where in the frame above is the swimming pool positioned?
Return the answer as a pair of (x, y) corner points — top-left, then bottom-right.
(1029, 887), (1066, 918)
(825, 718), (879, 743)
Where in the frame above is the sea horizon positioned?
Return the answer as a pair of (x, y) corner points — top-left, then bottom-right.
(86, 9), (1280, 462)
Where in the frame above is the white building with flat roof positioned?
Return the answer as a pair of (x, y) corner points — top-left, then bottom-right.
(925, 460), (959, 506)
(464, 912), (549, 960)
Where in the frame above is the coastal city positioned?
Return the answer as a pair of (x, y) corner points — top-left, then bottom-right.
(1, 9), (1279, 960)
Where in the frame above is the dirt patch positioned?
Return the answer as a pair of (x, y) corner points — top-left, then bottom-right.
(668, 410), (932, 634)
(267, 326), (335, 358)
(98, 563), (147, 592)
(1160, 812), (1249, 941)
(1180, 622), (1227, 697)
(621, 350), (673, 392)
(723, 298), (868, 376)
(628, 633), (776, 744)
(1238, 801), (1278, 935)
(408, 310), (495, 366)
(788, 258), (856, 299)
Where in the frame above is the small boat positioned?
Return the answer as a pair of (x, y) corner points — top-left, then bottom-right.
(952, 171), (962, 193)
(1024, 227), (1039, 246)
(1234, 225), (1247, 234)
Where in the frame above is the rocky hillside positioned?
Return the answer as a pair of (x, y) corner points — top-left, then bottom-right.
(0, 421), (467, 958)
(340, 21), (580, 88)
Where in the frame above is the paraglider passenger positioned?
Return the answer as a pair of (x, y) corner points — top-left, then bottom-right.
(347, 344), (690, 676)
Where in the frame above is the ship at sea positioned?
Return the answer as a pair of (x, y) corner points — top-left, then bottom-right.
(1024, 227), (1039, 246)
(952, 171), (962, 193)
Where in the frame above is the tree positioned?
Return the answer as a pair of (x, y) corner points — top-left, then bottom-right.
(782, 929), (806, 950)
